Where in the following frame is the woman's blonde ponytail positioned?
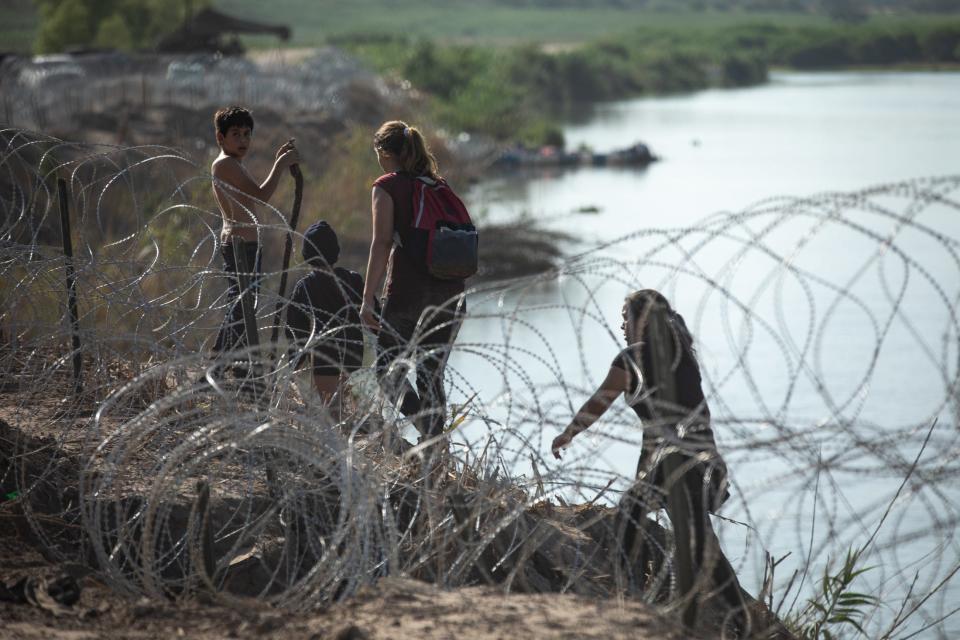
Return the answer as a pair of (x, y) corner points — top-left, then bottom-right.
(374, 120), (441, 179)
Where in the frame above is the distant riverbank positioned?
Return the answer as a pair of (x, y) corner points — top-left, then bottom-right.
(336, 18), (960, 148)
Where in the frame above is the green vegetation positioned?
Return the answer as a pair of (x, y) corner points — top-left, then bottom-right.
(7, 1), (958, 147)
(340, 32), (769, 145)
(218, 1), (832, 48)
(0, 0), (39, 52)
(334, 16), (959, 145)
(716, 18), (960, 67)
(448, 0), (960, 10)
(6, 1), (958, 55)
(786, 548), (880, 639)
(3, 1), (833, 53)
(30, 0), (209, 53)
(216, 1), (959, 47)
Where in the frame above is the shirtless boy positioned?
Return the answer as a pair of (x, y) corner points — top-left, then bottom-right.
(210, 105), (300, 358)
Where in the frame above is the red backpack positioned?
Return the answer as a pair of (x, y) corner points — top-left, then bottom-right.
(398, 176), (478, 280)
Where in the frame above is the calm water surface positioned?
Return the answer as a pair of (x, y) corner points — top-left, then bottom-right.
(470, 71), (959, 231)
(449, 72), (960, 636)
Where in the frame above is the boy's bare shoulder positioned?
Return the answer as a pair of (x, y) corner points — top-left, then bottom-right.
(211, 154), (247, 186)
(211, 153), (240, 174)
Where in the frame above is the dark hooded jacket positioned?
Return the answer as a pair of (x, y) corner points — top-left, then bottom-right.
(285, 222), (365, 374)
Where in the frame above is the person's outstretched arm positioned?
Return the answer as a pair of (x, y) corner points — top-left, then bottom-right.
(360, 185), (393, 330)
(551, 364), (628, 459)
(213, 141), (299, 206)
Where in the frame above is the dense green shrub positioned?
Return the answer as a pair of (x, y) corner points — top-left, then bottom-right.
(921, 24), (960, 60)
(401, 41), (493, 100)
(853, 30), (922, 63)
(33, 0), (208, 53)
(768, 21), (960, 67)
(781, 30), (855, 67)
(722, 51), (769, 85)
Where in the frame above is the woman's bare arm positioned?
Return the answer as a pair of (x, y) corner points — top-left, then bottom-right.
(552, 364), (628, 459)
(360, 185), (394, 330)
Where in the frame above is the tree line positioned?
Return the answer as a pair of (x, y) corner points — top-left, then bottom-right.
(338, 18), (960, 145)
(33, 0), (208, 53)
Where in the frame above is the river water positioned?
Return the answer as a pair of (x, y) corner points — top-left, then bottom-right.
(449, 72), (960, 636)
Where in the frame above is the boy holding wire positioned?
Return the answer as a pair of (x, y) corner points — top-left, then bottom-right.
(210, 106), (300, 368)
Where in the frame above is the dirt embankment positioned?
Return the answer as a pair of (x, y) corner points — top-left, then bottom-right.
(0, 543), (690, 640)
(0, 385), (794, 640)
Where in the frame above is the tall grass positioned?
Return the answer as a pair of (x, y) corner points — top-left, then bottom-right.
(787, 548), (879, 639)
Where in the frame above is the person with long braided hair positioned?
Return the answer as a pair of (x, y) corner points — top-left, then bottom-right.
(552, 289), (748, 633)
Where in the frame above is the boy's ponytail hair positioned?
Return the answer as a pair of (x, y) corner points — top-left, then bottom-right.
(374, 120), (441, 179)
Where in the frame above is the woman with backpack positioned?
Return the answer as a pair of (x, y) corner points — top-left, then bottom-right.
(361, 121), (472, 440)
(551, 290), (748, 632)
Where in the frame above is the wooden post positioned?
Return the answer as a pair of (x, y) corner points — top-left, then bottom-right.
(58, 179), (82, 393)
(269, 164), (303, 346)
(194, 480), (216, 587)
(646, 305), (698, 628)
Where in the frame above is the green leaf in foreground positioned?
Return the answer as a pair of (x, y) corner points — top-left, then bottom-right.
(787, 547), (880, 640)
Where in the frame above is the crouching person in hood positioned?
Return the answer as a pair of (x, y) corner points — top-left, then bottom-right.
(286, 221), (367, 406)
